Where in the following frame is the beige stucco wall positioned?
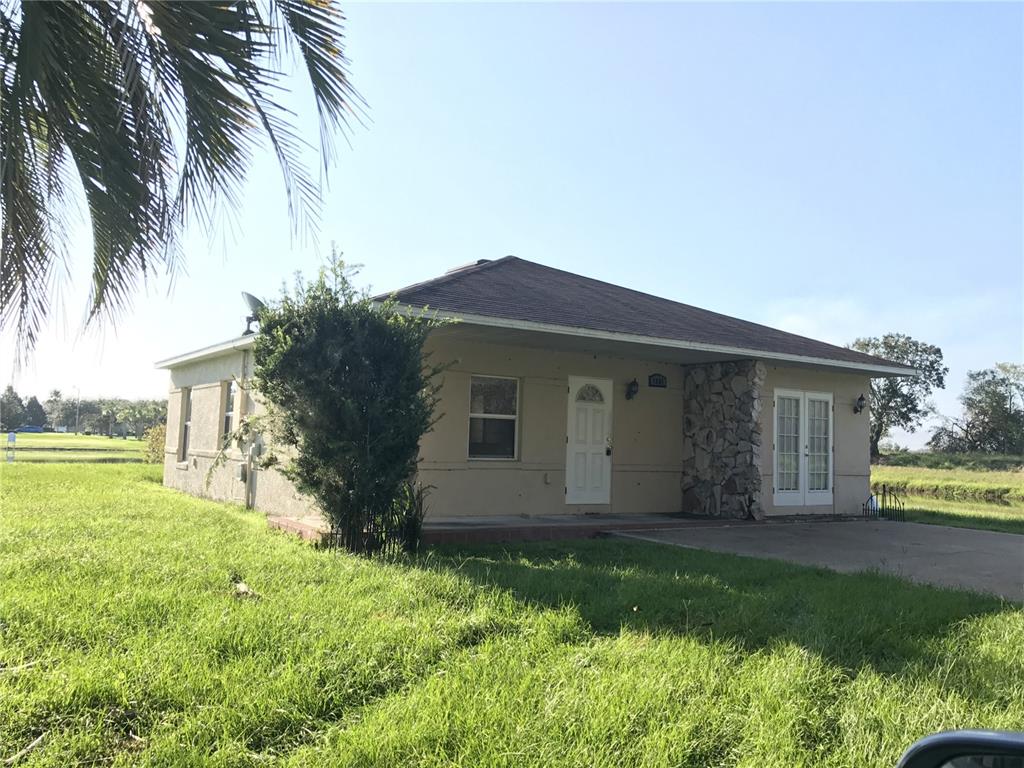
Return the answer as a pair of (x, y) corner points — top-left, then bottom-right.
(162, 333), (873, 523)
(162, 335), (687, 521)
(418, 335), (685, 518)
(758, 365), (872, 517)
(162, 351), (318, 521)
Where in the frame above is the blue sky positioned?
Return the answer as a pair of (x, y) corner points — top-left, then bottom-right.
(3, 2), (1021, 448)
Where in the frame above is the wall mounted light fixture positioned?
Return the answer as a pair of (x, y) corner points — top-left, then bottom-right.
(626, 379), (639, 400)
(854, 394), (866, 414)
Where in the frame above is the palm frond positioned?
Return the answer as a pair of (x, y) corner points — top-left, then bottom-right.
(0, 0), (362, 357)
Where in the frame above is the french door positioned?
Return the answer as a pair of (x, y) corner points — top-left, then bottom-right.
(773, 389), (833, 507)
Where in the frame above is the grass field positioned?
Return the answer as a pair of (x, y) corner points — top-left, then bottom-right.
(6, 432), (143, 463)
(871, 453), (1024, 534)
(901, 495), (1024, 536)
(871, 465), (1024, 504)
(877, 452), (1024, 472)
(1, 463), (1022, 767)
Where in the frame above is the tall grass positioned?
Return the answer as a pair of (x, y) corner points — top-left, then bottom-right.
(877, 452), (1024, 472)
(872, 465), (1024, 503)
(1, 463), (1022, 767)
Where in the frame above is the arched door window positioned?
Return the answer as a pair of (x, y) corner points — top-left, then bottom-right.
(575, 384), (604, 403)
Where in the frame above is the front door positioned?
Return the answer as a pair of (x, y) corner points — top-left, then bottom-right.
(773, 389), (834, 507)
(566, 377), (613, 504)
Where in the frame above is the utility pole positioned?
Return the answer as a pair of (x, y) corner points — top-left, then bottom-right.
(74, 386), (81, 435)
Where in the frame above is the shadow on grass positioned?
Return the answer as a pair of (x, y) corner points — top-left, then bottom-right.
(424, 538), (1010, 676)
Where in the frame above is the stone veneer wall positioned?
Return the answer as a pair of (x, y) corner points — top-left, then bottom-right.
(681, 360), (766, 519)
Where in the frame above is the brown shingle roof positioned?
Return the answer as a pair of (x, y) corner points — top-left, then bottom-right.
(380, 257), (913, 373)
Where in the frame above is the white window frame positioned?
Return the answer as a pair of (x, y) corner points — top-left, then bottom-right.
(772, 389), (834, 507)
(178, 387), (192, 462)
(220, 380), (237, 450)
(467, 374), (519, 461)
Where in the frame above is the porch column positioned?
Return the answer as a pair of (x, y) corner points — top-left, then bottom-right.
(680, 360), (766, 519)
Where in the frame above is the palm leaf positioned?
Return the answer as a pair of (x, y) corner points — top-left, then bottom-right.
(0, 0), (361, 359)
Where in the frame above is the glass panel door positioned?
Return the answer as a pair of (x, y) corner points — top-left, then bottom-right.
(774, 391), (833, 507)
(804, 394), (833, 504)
(776, 396), (801, 492)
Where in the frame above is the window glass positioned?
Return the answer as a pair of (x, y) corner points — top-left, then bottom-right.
(470, 377), (517, 415)
(469, 417), (516, 458)
(222, 381), (237, 449)
(575, 384), (604, 403)
(469, 376), (518, 458)
(179, 388), (192, 461)
(776, 396), (800, 491)
(808, 398), (830, 491)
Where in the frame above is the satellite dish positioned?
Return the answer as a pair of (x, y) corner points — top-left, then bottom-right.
(241, 292), (266, 335)
(242, 292), (266, 314)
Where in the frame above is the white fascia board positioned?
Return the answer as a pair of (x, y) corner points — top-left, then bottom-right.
(154, 335), (255, 369)
(381, 303), (919, 378)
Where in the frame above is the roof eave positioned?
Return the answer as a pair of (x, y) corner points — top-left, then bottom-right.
(382, 303), (918, 378)
(155, 335), (255, 369)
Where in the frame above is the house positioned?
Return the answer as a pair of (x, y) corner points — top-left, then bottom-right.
(156, 257), (914, 525)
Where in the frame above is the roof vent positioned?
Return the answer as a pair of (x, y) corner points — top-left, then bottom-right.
(445, 258), (491, 274)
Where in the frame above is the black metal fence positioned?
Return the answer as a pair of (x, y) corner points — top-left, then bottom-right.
(862, 483), (906, 522)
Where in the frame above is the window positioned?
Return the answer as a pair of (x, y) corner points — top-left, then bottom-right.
(221, 381), (237, 449)
(468, 376), (518, 459)
(178, 387), (192, 461)
(575, 383), (604, 403)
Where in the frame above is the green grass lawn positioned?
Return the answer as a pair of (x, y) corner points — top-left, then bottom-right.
(872, 464), (1024, 504)
(6, 433), (143, 463)
(1, 464), (1022, 767)
(902, 495), (1024, 536)
(8, 433), (143, 450)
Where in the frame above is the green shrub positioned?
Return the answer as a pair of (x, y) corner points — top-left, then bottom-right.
(253, 259), (446, 556)
(143, 424), (166, 464)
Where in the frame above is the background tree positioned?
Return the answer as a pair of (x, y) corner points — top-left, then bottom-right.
(0, 389), (165, 434)
(929, 365), (1024, 454)
(252, 260), (446, 555)
(44, 389), (64, 429)
(24, 395), (46, 427)
(117, 399), (167, 438)
(1, 0), (361, 354)
(0, 385), (25, 430)
(850, 333), (948, 459)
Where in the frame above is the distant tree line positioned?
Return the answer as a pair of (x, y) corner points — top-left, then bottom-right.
(0, 386), (165, 437)
(849, 334), (1022, 458)
(928, 364), (1024, 454)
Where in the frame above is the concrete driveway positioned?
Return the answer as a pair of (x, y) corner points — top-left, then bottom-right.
(617, 520), (1024, 601)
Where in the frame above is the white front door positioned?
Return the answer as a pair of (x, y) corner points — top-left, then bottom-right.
(566, 377), (613, 505)
(773, 389), (834, 507)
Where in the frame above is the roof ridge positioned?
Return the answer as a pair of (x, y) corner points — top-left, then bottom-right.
(373, 255), (517, 301)
(383, 256), (912, 372)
